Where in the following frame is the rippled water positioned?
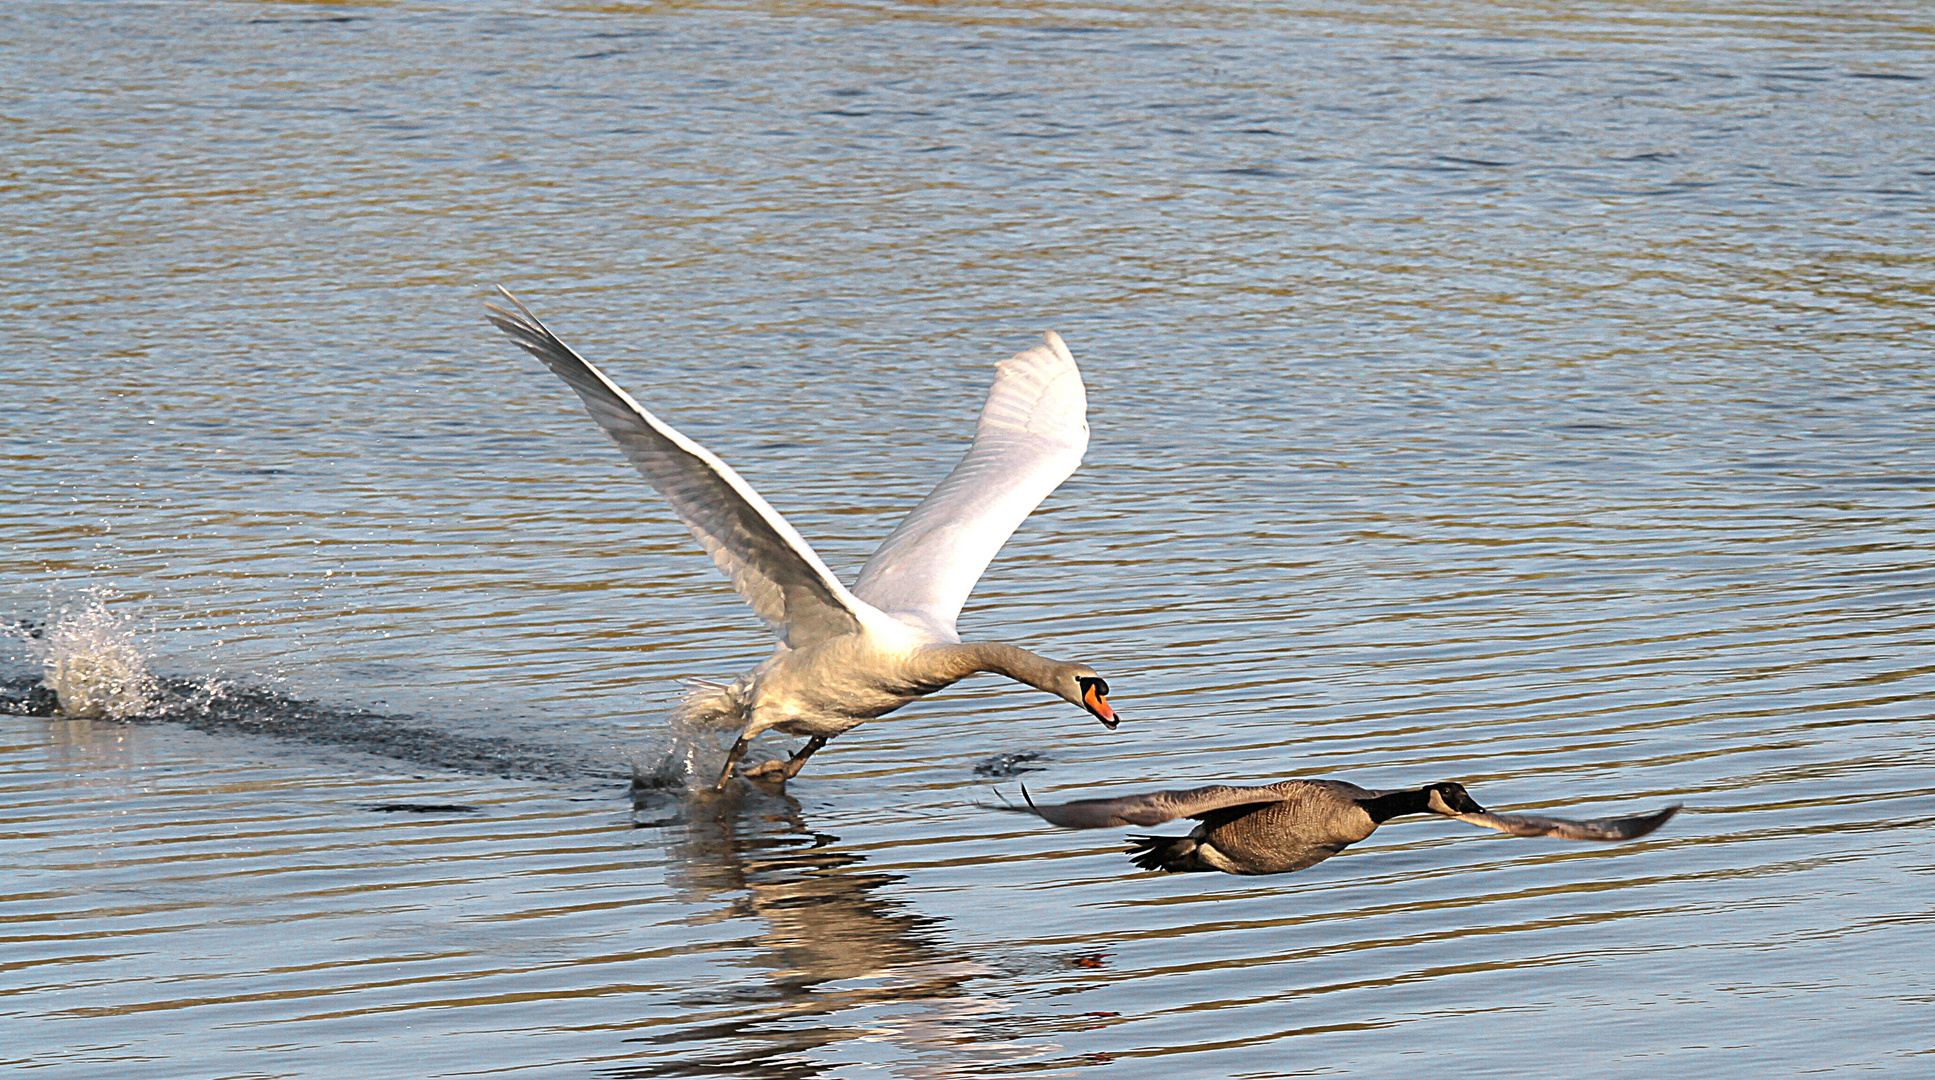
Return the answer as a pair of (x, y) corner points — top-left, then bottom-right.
(5, 1), (1933, 1076)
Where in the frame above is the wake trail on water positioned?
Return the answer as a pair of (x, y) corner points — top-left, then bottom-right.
(2, 594), (710, 791)
(1, 670), (645, 786)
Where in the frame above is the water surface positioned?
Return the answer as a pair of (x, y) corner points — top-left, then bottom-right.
(4, 1), (1933, 1076)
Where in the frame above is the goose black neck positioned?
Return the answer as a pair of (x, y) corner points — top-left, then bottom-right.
(1357, 786), (1437, 824)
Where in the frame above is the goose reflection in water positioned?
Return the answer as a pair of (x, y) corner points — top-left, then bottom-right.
(610, 786), (1068, 1078)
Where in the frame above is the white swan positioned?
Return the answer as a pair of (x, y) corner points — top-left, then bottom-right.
(486, 288), (1119, 788)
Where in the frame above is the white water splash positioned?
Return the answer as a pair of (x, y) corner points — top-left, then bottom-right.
(647, 711), (720, 790)
(34, 594), (159, 719)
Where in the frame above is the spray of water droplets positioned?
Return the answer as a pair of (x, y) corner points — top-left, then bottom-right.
(29, 593), (160, 719)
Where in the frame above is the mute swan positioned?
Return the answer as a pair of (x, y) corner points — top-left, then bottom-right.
(1005, 779), (1678, 875)
(485, 288), (1119, 789)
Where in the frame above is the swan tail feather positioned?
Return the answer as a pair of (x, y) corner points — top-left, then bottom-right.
(671, 678), (751, 731)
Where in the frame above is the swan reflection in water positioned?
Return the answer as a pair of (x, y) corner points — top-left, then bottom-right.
(608, 783), (1074, 1078)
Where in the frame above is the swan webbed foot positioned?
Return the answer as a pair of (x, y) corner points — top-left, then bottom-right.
(739, 758), (793, 781)
(735, 735), (830, 786)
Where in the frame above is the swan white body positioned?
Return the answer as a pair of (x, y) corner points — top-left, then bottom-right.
(486, 289), (1119, 786)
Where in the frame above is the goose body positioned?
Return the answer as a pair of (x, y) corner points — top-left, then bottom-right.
(1009, 779), (1678, 875)
(486, 289), (1119, 787)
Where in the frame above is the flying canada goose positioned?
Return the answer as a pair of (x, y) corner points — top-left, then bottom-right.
(1004, 778), (1678, 875)
(486, 288), (1120, 789)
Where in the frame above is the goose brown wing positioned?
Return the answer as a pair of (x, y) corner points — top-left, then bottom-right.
(1002, 780), (1328, 830)
(1446, 803), (1681, 841)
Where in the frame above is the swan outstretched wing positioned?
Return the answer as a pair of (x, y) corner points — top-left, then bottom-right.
(486, 287), (865, 649)
(1445, 803), (1680, 841)
(999, 781), (1309, 829)
(852, 332), (1089, 638)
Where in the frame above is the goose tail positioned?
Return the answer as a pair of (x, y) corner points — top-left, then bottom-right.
(1126, 834), (1204, 873)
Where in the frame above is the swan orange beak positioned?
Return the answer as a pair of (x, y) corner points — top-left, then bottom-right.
(1083, 684), (1119, 729)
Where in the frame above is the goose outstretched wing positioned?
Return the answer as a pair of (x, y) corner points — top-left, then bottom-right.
(486, 287), (865, 649)
(999, 780), (1324, 829)
(851, 332), (1089, 639)
(1444, 803), (1681, 841)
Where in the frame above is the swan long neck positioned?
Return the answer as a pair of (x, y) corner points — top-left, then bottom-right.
(929, 642), (1070, 695)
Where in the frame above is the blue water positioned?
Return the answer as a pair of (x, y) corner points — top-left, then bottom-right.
(3, 1), (1932, 1076)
